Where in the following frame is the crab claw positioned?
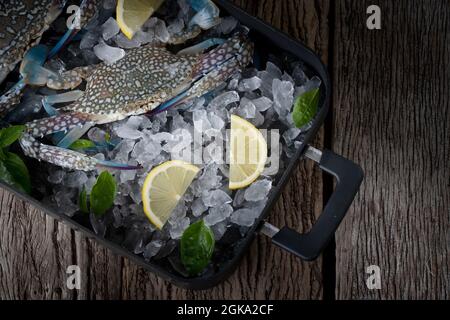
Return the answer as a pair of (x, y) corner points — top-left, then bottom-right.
(188, 0), (221, 30)
(21, 112), (141, 171)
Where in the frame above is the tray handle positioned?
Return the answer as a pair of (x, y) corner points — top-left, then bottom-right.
(260, 146), (363, 260)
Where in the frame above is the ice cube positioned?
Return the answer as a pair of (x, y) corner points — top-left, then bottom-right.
(281, 72), (295, 84)
(115, 122), (143, 140)
(114, 33), (142, 49)
(102, 17), (120, 41)
(120, 165), (137, 183)
(135, 29), (155, 45)
(191, 164), (222, 195)
(168, 19), (184, 36)
(232, 189), (246, 208)
(193, 109), (212, 132)
(244, 179), (272, 202)
(230, 208), (258, 227)
(112, 207), (123, 228)
(238, 76), (262, 92)
(203, 142), (224, 164)
(295, 76), (322, 98)
(209, 91), (240, 109)
(87, 127), (107, 143)
(208, 112), (225, 130)
(237, 97), (256, 118)
(249, 111), (265, 127)
(169, 217), (190, 239)
(211, 221), (228, 240)
(282, 128), (301, 145)
(54, 189), (79, 216)
(114, 140), (136, 162)
(266, 61), (282, 79)
(90, 213), (107, 236)
(252, 96), (273, 112)
(191, 198), (208, 217)
(228, 78), (239, 90)
(143, 240), (164, 260)
(258, 71), (275, 98)
(80, 30), (99, 50)
(202, 189), (232, 207)
(170, 200), (188, 221)
(64, 171), (88, 188)
(204, 203), (233, 226)
(93, 41), (125, 65)
(48, 170), (66, 184)
(155, 19), (170, 43)
(292, 63), (308, 86)
(215, 16), (238, 34)
(272, 79), (294, 119)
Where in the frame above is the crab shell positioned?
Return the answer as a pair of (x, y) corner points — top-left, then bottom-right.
(0, 0), (66, 84)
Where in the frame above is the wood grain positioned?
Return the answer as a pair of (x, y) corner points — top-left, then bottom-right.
(0, 0), (330, 299)
(333, 0), (450, 299)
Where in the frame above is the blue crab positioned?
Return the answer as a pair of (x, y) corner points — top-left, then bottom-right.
(17, 31), (253, 171)
(0, 0), (103, 115)
(0, 0), (222, 116)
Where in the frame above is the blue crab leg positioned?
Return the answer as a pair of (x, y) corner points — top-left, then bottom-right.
(152, 34), (253, 114)
(41, 92), (93, 148)
(0, 80), (26, 117)
(0, 45), (49, 117)
(56, 123), (94, 148)
(48, 0), (103, 58)
(44, 90), (85, 106)
(20, 112), (140, 171)
(177, 38), (225, 55)
(48, 28), (78, 59)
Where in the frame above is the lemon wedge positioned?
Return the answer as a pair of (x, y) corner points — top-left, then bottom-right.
(229, 115), (268, 190)
(116, 0), (165, 39)
(142, 160), (200, 229)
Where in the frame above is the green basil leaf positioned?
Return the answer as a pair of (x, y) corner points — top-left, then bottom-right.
(79, 186), (89, 214)
(292, 88), (320, 128)
(3, 152), (31, 194)
(90, 171), (116, 217)
(69, 139), (96, 151)
(0, 125), (26, 148)
(0, 160), (18, 189)
(180, 220), (215, 276)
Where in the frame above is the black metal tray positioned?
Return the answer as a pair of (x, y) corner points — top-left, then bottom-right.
(0, 0), (363, 290)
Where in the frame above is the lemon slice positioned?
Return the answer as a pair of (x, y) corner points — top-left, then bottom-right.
(116, 0), (165, 39)
(142, 160), (200, 229)
(229, 115), (268, 190)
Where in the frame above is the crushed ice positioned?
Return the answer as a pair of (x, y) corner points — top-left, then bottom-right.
(41, 0), (322, 263)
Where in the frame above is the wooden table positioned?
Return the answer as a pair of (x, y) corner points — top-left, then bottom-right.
(0, 0), (448, 299)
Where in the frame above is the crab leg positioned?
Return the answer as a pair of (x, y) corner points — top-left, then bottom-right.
(48, 0), (103, 58)
(20, 112), (139, 171)
(177, 38), (225, 55)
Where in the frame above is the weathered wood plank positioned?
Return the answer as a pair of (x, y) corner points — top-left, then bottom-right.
(333, 0), (450, 299)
